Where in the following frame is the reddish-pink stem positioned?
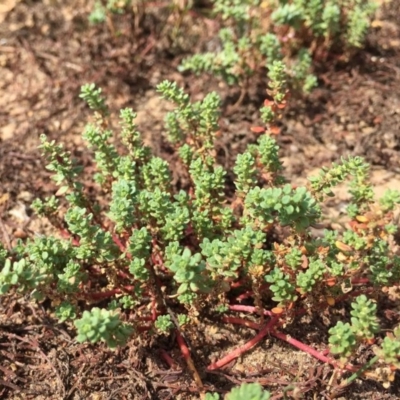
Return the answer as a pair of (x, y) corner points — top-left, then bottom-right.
(222, 316), (260, 330)
(224, 317), (359, 374)
(112, 234), (128, 254)
(86, 288), (122, 300)
(230, 280), (245, 289)
(176, 330), (204, 388)
(271, 331), (357, 372)
(160, 349), (178, 370)
(229, 304), (274, 317)
(235, 290), (254, 301)
(137, 325), (152, 333)
(271, 330), (333, 365)
(176, 330), (190, 358)
(351, 278), (369, 285)
(207, 316), (279, 371)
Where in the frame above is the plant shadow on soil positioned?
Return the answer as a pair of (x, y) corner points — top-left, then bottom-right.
(1, 0), (400, 398)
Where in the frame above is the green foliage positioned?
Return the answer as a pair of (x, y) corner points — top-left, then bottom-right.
(79, 83), (109, 115)
(379, 189), (400, 212)
(201, 227), (266, 280)
(234, 151), (258, 196)
(346, 1), (379, 47)
(31, 196), (59, 217)
(89, 0), (131, 24)
(248, 132), (283, 176)
(329, 321), (357, 359)
(329, 295), (380, 359)
(350, 295), (380, 340)
(179, 0), (377, 94)
(243, 184), (321, 231)
(83, 122), (119, 184)
(155, 315), (174, 333)
(165, 246), (210, 303)
(205, 382), (271, 400)
(177, 313), (190, 326)
(265, 268), (297, 304)
(226, 382), (271, 400)
(271, 0), (377, 47)
(65, 206), (118, 262)
(55, 301), (77, 322)
(179, 2), (317, 92)
(376, 326), (400, 368)
(285, 247), (303, 270)
(1, 81), (399, 385)
(74, 308), (133, 348)
(89, 1), (107, 24)
(205, 393), (220, 400)
(296, 258), (325, 294)
(308, 156), (372, 204)
(0, 237), (75, 298)
(108, 180), (137, 232)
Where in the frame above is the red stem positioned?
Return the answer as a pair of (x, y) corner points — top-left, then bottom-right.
(235, 290), (254, 302)
(271, 330), (333, 365)
(160, 349), (179, 370)
(222, 316), (260, 330)
(137, 325), (152, 333)
(175, 329), (204, 388)
(230, 280), (245, 289)
(207, 316), (279, 370)
(229, 304), (274, 317)
(224, 316), (358, 373)
(351, 278), (369, 285)
(112, 233), (128, 254)
(271, 331), (357, 372)
(176, 330), (190, 359)
(86, 288), (122, 300)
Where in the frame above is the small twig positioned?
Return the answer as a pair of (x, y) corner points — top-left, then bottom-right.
(234, 290), (254, 302)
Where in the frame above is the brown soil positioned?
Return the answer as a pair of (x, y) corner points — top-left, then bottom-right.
(1, 0), (400, 399)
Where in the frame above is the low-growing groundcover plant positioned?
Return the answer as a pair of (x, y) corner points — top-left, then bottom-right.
(1, 63), (400, 396)
(88, 0), (378, 100)
(205, 382), (271, 400)
(180, 0), (378, 97)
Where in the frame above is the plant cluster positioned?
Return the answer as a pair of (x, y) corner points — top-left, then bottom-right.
(89, 0), (133, 25)
(88, 1), (378, 98)
(180, 0), (378, 95)
(206, 382), (271, 400)
(1, 70), (399, 393)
